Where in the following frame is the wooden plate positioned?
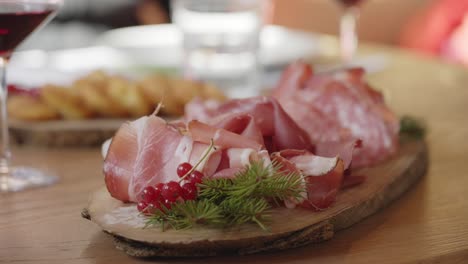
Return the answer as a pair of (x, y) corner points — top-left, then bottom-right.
(83, 139), (428, 257)
(9, 119), (126, 147)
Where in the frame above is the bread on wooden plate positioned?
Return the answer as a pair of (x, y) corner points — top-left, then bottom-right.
(7, 71), (226, 147)
(40, 84), (94, 120)
(8, 70), (226, 121)
(8, 94), (59, 121)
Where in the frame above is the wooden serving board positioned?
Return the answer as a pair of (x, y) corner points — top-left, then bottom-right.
(83, 139), (428, 257)
(9, 119), (126, 147)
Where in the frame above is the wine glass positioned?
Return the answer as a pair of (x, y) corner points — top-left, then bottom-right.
(0, 0), (62, 192)
(337, 0), (363, 62)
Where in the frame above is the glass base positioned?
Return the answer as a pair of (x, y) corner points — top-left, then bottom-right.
(0, 166), (58, 192)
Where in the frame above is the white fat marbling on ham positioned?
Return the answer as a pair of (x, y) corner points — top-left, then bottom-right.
(226, 148), (257, 168)
(289, 155), (339, 176)
(315, 138), (359, 169)
(174, 135), (194, 163)
(102, 138), (112, 159)
(211, 148), (272, 179)
(272, 150), (345, 210)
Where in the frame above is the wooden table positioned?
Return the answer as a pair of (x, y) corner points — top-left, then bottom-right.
(1, 41), (468, 264)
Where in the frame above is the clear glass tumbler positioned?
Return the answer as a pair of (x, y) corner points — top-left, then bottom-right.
(172, 0), (270, 98)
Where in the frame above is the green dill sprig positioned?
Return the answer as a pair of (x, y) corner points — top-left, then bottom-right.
(143, 161), (304, 231)
(399, 115), (426, 140)
(144, 200), (225, 231)
(198, 161), (305, 203)
(220, 197), (271, 231)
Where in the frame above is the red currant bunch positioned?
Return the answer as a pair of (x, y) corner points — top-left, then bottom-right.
(136, 162), (205, 215)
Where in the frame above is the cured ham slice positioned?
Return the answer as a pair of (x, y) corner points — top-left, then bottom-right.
(213, 114), (265, 146)
(188, 142), (222, 177)
(315, 138), (361, 169)
(188, 120), (263, 150)
(272, 150), (345, 210)
(103, 115), (188, 202)
(104, 114), (272, 202)
(185, 96), (314, 152)
(212, 149), (271, 179)
(273, 61), (399, 167)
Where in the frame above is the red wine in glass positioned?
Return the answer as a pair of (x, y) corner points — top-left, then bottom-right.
(0, 0), (62, 193)
(0, 8), (54, 57)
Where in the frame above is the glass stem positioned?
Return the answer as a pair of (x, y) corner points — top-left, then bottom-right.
(339, 7), (359, 62)
(0, 57), (11, 175)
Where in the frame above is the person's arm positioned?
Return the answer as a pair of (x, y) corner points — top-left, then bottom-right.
(136, 0), (171, 25)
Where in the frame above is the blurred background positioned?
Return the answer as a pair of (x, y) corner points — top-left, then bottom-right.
(18, 0), (468, 66)
(6, 0), (468, 129)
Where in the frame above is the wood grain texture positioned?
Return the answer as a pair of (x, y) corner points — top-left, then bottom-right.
(1, 40), (468, 264)
(84, 140), (427, 257)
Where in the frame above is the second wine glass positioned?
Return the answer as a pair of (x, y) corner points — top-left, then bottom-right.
(337, 0), (363, 62)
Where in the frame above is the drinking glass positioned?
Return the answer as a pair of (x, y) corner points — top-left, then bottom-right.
(172, 0), (270, 98)
(337, 0), (363, 62)
(0, 0), (62, 192)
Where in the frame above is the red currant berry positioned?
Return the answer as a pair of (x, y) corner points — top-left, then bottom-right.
(161, 198), (173, 210)
(137, 201), (149, 214)
(161, 181), (183, 201)
(140, 186), (160, 203)
(181, 183), (198, 200)
(154, 182), (164, 192)
(187, 170), (204, 184)
(177, 162), (193, 177)
(148, 201), (163, 213)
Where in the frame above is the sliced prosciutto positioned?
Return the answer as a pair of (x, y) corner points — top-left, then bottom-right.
(185, 96), (314, 153)
(103, 114), (271, 202)
(273, 61), (399, 167)
(272, 150), (345, 210)
(103, 61), (399, 208)
(103, 115), (189, 202)
(188, 120), (263, 150)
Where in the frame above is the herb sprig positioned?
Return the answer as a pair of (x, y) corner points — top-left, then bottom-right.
(144, 161), (304, 231)
(399, 115), (427, 140)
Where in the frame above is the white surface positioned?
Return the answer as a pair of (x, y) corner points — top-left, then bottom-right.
(8, 46), (134, 87)
(7, 25), (319, 88)
(96, 24), (320, 68)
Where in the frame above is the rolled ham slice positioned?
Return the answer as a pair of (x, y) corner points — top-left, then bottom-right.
(103, 115), (188, 202)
